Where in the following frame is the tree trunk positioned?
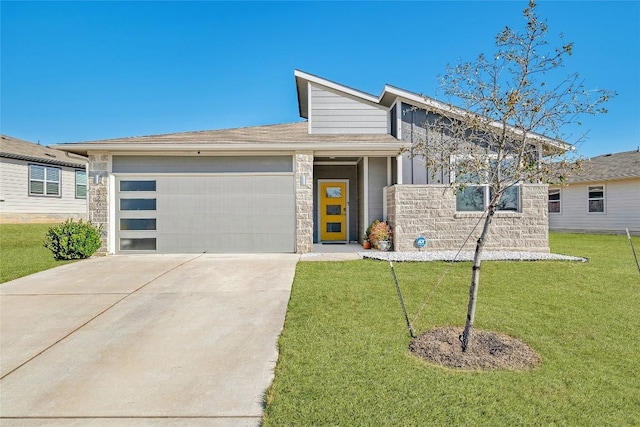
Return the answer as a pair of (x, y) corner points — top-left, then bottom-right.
(460, 203), (497, 352)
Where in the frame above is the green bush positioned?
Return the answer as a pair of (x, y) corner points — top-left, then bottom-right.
(44, 219), (103, 260)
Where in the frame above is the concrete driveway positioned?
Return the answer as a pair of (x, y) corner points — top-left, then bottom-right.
(0, 253), (299, 426)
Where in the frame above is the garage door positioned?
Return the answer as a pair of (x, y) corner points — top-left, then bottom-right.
(113, 156), (295, 253)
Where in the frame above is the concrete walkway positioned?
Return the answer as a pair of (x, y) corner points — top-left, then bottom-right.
(0, 253), (299, 426)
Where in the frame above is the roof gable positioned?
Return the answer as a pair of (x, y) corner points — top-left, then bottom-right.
(294, 69), (572, 153)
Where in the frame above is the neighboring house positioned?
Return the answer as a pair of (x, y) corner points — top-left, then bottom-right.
(549, 150), (640, 235)
(0, 135), (88, 223)
(54, 70), (567, 254)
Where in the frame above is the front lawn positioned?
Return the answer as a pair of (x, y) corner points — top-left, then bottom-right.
(263, 233), (640, 425)
(0, 223), (75, 283)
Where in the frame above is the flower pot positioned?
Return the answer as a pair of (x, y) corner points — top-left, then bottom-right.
(378, 240), (390, 251)
(363, 241), (371, 250)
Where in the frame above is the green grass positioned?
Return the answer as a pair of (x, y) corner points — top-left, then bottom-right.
(264, 233), (640, 426)
(0, 223), (76, 283)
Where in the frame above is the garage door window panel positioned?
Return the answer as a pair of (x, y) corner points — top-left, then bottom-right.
(120, 180), (156, 192)
(120, 238), (157, 251)
(120, 198), (157, 211)
(120, 218), (157, 231)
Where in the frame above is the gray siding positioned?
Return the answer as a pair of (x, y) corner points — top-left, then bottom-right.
(400, 103), (451, 185)
(313, 165), (358, 242)
(549, 179), (640, 234)
(309, 84), (387, 135)
(0, 158), (87, 222)
(113, 155), (293, 174)
(368, 157), (388, 224)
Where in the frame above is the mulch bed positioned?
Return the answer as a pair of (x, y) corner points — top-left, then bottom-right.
(409, 326), (541, 371)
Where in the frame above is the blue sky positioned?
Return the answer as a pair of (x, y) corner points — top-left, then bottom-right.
(1, 1), (638, 158)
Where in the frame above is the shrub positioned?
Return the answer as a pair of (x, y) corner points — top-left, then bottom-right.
(369, 221), (392, 244)
(44, 219), (103, 260)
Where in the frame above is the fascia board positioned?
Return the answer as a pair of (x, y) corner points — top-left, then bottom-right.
(53, 142), (407, 155)
(294, 70), (379, 104)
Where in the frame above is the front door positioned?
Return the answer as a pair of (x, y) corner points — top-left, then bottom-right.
(319, 181), (347, 242)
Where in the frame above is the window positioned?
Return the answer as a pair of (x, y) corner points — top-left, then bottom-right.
(75, 170), (87, 199)
(455, 185), (521, 212)
(120, 198), (157, 211)
(588, 186), (605, 213)
(451, 155), (521, 213)
(548, 189), (561, 213)
(29, 165), (60, 196)
(120, 180), (156, 192)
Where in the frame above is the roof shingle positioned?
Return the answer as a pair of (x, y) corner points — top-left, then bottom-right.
(570, 150), (640, 183)
(1, 135), (86, 168)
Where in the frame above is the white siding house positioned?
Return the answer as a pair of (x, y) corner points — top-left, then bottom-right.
(0, 135), (88, 223)
(549, 150), (640, 235)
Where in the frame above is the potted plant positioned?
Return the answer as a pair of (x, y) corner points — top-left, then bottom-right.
(369, 220), (392, 251)
(363, 221), (377, 250)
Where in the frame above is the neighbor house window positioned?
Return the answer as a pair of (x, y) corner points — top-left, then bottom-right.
(588, 185), (605, 213)
(29, 165), (60, 197)
(548, 189), (561, 213)
(75, 170), (87, 199)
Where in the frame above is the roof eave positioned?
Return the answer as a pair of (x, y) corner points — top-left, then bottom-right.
(53, 141), (407, 156)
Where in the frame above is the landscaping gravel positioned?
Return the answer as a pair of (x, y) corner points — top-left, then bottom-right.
(360, 250), (587, 262)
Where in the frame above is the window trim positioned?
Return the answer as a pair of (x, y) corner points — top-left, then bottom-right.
(28, 164), (61, 198)
(75, 170), (87, 199)
(548, 188), (561, 214)
(450, 156), (522, 213)
(454, 184), (522, 213)
(588, 185), (606, 214)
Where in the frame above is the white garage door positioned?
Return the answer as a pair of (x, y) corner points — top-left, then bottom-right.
(113, 156), (296, 253)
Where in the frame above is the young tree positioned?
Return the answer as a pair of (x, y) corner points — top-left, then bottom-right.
(412, 0), (615, 352)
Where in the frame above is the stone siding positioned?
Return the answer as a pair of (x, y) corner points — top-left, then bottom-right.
(387, 184), (549, 252)
(295, 152), (314, 253)
(87, 152), (110, 254)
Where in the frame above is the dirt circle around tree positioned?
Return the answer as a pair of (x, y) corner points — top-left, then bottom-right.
(409, 326), (541, 371)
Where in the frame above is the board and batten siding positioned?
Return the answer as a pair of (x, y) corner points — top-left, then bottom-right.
(0, 158), (87, 222)
(549, 179), (640, 233)
(309, 84), (388, 134)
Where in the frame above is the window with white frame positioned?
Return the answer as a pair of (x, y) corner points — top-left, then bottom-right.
(75, 170), (87, 199)
(452, 156), (521, 212)
(29, 164), (60, 197)
(548, 188), (561, 213)
(588, 185), (605, 213)
(456, 185), (521, 212)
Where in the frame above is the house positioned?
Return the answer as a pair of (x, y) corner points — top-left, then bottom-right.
(54, 70), (565, 254)
(549, 150), (640, 235)
(0, 135), (87, 223)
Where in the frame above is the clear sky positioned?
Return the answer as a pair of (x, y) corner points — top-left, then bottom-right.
(1, 1), (638, 158)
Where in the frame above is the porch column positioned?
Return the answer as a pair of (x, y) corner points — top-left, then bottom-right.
(87, 151), (110, 255)
(295, 152), (314, 253)
(396, 154), (403, 184)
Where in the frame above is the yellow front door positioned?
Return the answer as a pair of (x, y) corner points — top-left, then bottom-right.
(319, 181), (347, 241)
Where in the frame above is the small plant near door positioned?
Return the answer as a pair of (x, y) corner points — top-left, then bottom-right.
(369, 220), (392, 251)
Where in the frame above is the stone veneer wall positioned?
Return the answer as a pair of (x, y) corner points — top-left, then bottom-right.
(87, 152), (110, 254)
(295, 152), (314, 253)
(387, 184), (549, 252)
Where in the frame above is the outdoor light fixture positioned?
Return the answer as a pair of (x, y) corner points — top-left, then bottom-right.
(93, 174), (101, 185)
(300, 174), (307, 186)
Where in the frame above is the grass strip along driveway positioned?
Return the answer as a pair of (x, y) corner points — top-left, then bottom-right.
(263, 233), (640, 426)
(0, 223), (74, 283)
